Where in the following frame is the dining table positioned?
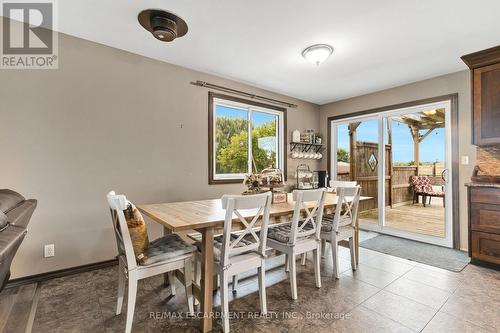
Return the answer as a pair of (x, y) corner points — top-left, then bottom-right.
(138, 192), (371, 333)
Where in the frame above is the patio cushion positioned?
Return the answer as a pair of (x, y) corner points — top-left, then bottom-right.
(427, 190), (445, 197)
(411, 176), (433, 193)
(141, 234), (196, 266)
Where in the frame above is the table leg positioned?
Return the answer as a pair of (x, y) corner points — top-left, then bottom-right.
(163, 227), (172, 287)
(200, 227), (214, 333)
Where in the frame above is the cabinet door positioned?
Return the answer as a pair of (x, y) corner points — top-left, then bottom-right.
(471, 231), (500, 265)
(473, 63), (500, 146)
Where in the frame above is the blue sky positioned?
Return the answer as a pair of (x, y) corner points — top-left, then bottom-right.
(337, 120), (444, 163)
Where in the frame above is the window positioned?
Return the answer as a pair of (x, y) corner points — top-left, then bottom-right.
(209, 93), (286, 184)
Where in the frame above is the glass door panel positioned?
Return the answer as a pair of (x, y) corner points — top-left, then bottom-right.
(335, 119), (380, 226)
(383, 110), (446, 238)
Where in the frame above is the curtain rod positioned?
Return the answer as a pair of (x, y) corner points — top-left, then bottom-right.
(190, 80), (298, 108)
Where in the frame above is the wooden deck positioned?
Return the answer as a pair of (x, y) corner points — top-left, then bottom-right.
(359, 198), (445, 237)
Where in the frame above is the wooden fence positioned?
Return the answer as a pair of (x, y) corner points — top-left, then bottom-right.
(338, 164), (444, 209)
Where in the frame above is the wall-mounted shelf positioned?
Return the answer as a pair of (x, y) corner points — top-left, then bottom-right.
(289, 142), (325, 153)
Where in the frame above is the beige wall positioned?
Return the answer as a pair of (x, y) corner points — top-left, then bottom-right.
(1, 30), (320, 278)
(319, 70), (474, 250)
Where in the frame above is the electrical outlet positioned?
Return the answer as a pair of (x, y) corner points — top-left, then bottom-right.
(461, 155), (469, 165)
(44, 244), (55, 258)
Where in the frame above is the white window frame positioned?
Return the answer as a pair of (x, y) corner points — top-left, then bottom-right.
(212, 97), (284, 182)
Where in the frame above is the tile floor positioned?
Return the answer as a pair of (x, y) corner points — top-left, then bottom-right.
(1, 235), (499, 333)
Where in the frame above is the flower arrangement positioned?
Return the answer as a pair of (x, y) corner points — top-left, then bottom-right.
(242, 173), (263, 194)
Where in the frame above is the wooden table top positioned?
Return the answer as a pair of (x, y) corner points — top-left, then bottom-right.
(138, 193), (371, 232)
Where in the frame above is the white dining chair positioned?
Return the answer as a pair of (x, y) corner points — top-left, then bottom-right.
(194, 192), (272, 333)
(266, 189), (326, 300)
(107, 191), (196, 333)
(320, 180), (358, 258)
(320, 185), (361, 278)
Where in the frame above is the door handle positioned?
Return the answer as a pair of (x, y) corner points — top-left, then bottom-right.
(441, 169), (448, 183)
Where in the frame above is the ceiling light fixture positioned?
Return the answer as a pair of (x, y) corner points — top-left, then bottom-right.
(302, 44), (334, 65)
(138, 9), (188, 42)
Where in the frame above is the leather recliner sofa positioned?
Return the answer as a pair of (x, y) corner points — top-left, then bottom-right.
(0, 189), (37, 291)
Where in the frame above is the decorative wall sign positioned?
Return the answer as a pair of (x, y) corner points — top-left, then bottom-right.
(368, 152), (378, 171)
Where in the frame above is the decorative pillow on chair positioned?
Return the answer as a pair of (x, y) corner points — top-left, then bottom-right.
(123, 202), (150, 264)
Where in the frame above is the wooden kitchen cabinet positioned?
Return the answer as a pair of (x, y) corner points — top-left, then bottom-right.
(466, 184), (500, 269)
(462, 46), (500, 146)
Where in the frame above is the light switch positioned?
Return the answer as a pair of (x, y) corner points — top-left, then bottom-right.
(461, 156), (469, 165)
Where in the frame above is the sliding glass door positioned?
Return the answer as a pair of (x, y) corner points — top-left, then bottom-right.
(330, 101), (453, 247)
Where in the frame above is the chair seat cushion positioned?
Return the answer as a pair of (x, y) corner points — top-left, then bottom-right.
(321, 216), (352, 233)
(267, 223), (314, 244)
(141, 234), (196, 266)
(195, 233), (256, 261)
(427, 191), (445, 197)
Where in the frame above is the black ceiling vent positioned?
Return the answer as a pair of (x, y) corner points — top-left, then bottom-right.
(138, 9), (188, 42)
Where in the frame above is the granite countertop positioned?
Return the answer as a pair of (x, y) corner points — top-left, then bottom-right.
(465, 182), (500, 189)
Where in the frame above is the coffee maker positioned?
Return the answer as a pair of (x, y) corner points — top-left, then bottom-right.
(316, 170), (329, 188)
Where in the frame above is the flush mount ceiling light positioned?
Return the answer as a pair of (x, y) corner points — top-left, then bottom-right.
(302, 44), (334, 65)
(138, 9), (188, 42)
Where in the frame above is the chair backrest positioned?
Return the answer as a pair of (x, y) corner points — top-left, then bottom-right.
(219, 192), (272, 267)
(331, 185), (361, 232)
(106, 191), (137, 270)
(330, 180), (358, 189)
(289, 188), (327, 244)
(411, 176), (432, 193)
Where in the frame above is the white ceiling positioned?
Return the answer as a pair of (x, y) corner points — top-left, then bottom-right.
(42, 1), (500, 104)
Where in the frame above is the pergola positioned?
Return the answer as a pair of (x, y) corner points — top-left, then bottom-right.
(347, 108), (445, 207)
(391, 108), (445, 174)
(348, 108), (445, 175)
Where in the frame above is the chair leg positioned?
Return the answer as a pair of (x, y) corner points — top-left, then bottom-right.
(232, 275), (239, 293)
(301, 252), (307, 266)
(313, 245), (321, 288)
(423, 195), (426, 207)
(258, 261), (267, 314)
(220, 272), (230, 333)
(349, 237), (357, 271)
(213, 274), (219, 292)
(184, 258), (194, 316)
(332, 239), (339, 279)
(125, 271), (137, 333)
(289, 254), (297, 300)
(429, 196), (432, 205)
(321, 239), (327, 258)
(167, 271), (176, 296)
(285, 254), (290, 272)
(116, 261), (125, 315)
(194, 259), (200, 307)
